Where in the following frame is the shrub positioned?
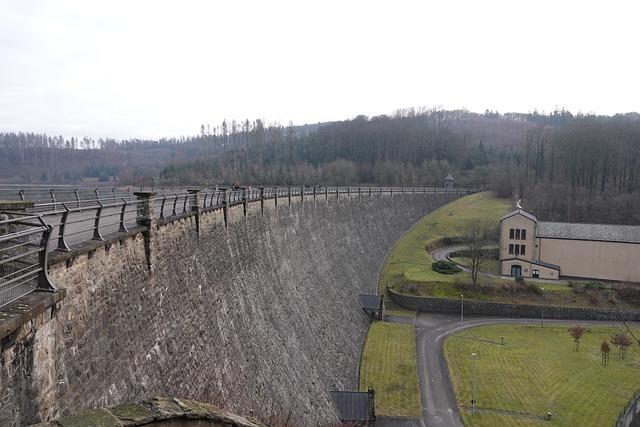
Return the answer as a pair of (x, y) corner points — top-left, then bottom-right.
(432, 260), (462, 274)
(616, 286), (640, 306)
(524, 283), (543, 295)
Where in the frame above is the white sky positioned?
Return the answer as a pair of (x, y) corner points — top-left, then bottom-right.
(1, 0), (639, 139)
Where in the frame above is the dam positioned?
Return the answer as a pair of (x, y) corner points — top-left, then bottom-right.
(0, 186), (466, 425)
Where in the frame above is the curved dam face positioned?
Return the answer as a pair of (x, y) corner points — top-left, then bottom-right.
(0, 192), (459, 426)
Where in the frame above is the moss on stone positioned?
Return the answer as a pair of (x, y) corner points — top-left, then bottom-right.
(58, 409), (120, 427)
(109, 403), (154, 423)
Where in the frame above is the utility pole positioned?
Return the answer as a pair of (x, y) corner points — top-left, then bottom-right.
(472, 352), (478, 415)
(461, 294), (464, 329)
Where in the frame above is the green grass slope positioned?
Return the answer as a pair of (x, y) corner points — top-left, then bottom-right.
(379, 191), (511, 295)
(359, 322), (421, 417)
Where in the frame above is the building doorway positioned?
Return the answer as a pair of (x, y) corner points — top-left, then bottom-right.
(511, 265), (522, 277)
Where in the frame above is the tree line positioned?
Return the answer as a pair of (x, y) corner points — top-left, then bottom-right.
(1, 109), (639, 225)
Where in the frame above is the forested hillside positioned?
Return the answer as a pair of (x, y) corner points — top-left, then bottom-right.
(1, 108), (639, 224)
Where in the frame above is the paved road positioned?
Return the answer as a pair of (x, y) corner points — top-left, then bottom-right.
(389, 312), (626, 427)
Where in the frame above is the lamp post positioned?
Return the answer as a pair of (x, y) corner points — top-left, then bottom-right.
(461, 294), (464, 329)
(540, 287), (544, 328)
(471, 352), (478, 415)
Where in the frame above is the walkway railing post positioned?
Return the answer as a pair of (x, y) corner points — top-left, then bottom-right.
(118, 198), (128, 233)
(93, 201), (104, 241)
(301, 185), (305, 204)
(159, 195), (167, 220)
(57, 204), (71, 251)
(36, 219), (55, 291)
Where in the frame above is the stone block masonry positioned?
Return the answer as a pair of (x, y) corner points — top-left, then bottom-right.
(0, 191), (459, 426)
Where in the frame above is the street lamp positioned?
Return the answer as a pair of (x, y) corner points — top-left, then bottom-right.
(471, 352), (478, 415)
(461, 294), (464, 329)
(540, 287), (544, 328)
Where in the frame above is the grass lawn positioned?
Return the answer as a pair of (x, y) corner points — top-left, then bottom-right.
(444, 323), (640, 427)
(451, 256), (502, 276)
(379, 191), (511, 295)
(359, 322), (421, 417)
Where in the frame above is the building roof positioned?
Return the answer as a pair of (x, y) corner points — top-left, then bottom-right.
(500, 209), (537, 223)
(537, 221), (640, 244)
(330, 391), (374, 422)
(358, 294), (382, 311)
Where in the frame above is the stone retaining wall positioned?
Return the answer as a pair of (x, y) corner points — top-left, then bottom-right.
(388, 289), (640, 321)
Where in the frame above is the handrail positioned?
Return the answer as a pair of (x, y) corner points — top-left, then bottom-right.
(0, 214), (54, 308)
(0, 185), (477, 308)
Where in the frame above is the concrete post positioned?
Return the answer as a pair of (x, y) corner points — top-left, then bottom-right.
(134, 191), (156, 273)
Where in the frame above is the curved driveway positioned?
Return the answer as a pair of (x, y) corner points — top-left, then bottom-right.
(405, 312), (624, 427)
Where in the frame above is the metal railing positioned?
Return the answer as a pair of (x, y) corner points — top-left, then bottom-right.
(0, 213), (54, 307)
(0, 185), (476, 308)
(615, 390), (640, 427)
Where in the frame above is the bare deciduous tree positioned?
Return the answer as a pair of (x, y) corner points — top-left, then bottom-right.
(465, 219), (490, 288)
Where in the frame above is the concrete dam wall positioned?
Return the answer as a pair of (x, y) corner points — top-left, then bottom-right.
(0, 191), (459, 426)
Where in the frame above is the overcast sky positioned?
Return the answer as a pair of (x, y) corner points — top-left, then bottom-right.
(1, 0), (639, 139)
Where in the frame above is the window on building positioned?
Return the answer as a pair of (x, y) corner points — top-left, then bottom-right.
(509, 228), (514, 239)
(515, 244), (520, 255)
(521, 245), (526, 256)
(515, 229), (521, 240)
(509, 244), (514, 254)
(521, 229), (527, 240)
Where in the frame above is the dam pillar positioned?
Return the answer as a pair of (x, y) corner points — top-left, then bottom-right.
(259, 187), (265, 215)
(134, 191), (156, 273)
(222, 188), (229, 227)
(188, 189), (201, 237)
(242, 188), (247, 218)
